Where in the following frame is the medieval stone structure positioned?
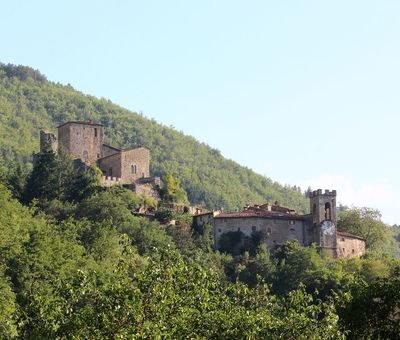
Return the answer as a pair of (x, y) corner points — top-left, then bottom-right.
(193, 189), (366, 258)
(37, 121), (160, 199)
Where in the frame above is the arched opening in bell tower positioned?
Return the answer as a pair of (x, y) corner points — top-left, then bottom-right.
(325, 202), (331, 220)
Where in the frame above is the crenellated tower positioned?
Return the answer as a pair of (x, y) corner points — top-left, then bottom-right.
(309, 189), (337, 257)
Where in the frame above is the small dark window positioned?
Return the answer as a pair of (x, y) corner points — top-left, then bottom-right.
(131, 164), (137, 174)
(342, 248), (345, 252)
(94, 128), (97, 137)
(352, 249), (355, 254)
(109, 168), (113, 176)
(267, 227), (272, 235)
(218, 228), (222, 233)
(97, 153), (100, 159)
(341, 238), (345, 242)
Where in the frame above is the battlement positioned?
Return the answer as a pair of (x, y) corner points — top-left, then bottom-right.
(101, 175), (122, 187)
(309, 189), (337, 197)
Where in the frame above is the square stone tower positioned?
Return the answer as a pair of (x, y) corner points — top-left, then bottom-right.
(309, 189), (337, 257)
(57, 121), (104, 164)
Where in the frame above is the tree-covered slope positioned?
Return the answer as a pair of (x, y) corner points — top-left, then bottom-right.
(0, 63), (308, 212)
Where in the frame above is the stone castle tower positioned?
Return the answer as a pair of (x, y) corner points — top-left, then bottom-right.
(57, 121), (104, 164)
(35, 121), (160, 200)
(309, 189), (337, 256)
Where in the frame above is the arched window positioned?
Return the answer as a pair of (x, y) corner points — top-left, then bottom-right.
(325, 202), (331, 220)
(83, 150), (89, 162)
(131, 164), (137, 174)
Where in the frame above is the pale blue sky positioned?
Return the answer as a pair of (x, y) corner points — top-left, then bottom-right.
(2, 1), (400, 223)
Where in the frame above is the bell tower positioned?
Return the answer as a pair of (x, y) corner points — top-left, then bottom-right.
(309, 189), (337, 257)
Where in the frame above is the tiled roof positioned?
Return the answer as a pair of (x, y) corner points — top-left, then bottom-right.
(57, 120), (104, 128)
(215, 210), (305, 220)
(103, 143), (121, 151)
(337, 231), (366, 241)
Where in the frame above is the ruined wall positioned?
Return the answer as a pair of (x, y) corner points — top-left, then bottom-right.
(119, 147), (150, 184)
(336, 234), (366, 258)
(40, 130), (58, 152)
(97, 153), (122, 178)
(134, 183), (160, 201)
(214, 217), (306, 249)
(58, 122), (103, 164)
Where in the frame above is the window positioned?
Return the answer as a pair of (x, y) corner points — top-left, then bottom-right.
(289, 220), (295, 225)
(142, 172), (145, 178)
(341, 237), (345, 242)
(97, 153), (100, 159)
(109, 167), (113, 176)
(267, 227), (272, 235)
(131, 164), (137, 174)
(352, 249), (355, 254)
(325, 202), (331, 220)
(252, 226), (256, 232)
(94, 128), (97, 137)
(218, 228), (222, 233)
(342, 248), (345, 252)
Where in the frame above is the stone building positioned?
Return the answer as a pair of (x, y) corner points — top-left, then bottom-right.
(36, 121), (160, 199)
(193, 189), (365, 258)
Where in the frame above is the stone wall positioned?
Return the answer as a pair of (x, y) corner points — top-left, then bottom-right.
(336, 233), (366, 258)
(134, 183), (160, 201)
(119, 147), (150, 184)
(213, 217), (306, 249)
(97, 152), (122, 178)
(58, 122), (104, 164)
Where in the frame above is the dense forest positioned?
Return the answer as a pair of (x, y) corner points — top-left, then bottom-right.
(1, 63), (400, 338)
(0, 63), (308, 212)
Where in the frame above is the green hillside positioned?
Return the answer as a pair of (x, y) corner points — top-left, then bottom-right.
(0, 63), (308, 212)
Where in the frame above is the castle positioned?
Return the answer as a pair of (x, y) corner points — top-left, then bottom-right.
(36, 121), (160, 198)
(194, 189), (366, 258)
(36, 121), (365, 258)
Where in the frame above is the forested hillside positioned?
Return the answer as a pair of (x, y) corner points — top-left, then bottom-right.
(0, 63), (307, 212)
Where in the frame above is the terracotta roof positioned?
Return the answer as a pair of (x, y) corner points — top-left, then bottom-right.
(97, 151), (122, 161)
(122, 145), (150, 151)
(103, 144), (121, 151)
(215, 210), (305, 220)
(57, 120), (104, 128)
(193, 211), (214, 217)
(337, 231), (366, 241)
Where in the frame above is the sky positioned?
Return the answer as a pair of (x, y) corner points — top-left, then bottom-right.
(1, 0), (400, 224)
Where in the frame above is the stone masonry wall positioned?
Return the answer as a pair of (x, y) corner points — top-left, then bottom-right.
(58, 122), (103, 164)
(337, 235), (365, 258)
(120, 147), (150, 184)
(214, 217), (306, 249)
(97, 152), (122, 178)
